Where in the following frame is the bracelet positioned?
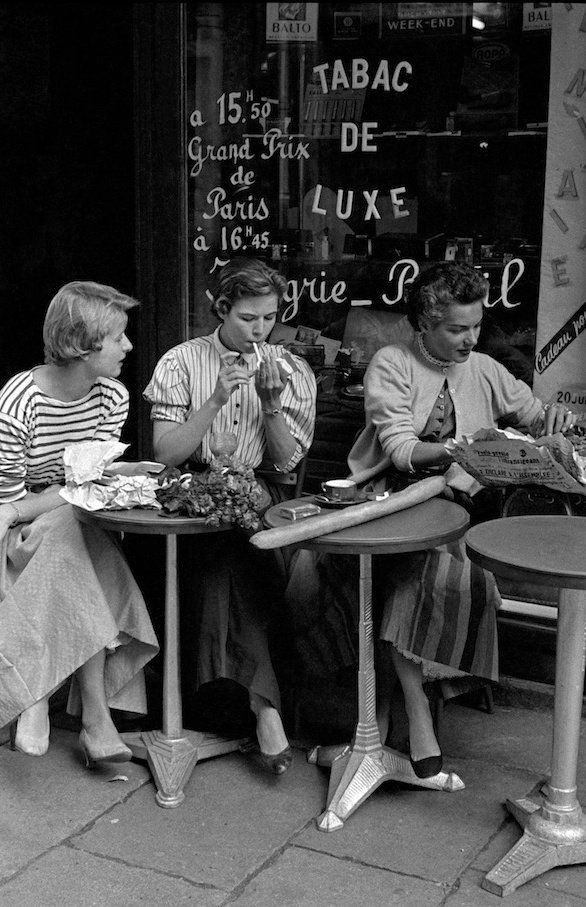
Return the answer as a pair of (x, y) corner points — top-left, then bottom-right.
(262, 408), (283, 416)
(6, 502), (21, 527)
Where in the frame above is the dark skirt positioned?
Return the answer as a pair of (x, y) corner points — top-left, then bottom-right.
(178, 531), (285, 712)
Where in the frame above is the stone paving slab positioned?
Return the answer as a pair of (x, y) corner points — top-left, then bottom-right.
(2, 703), (586, 906)
(472, 817), (586, 901)
(230, 846), (448, 907)
(73, 746), (326, 892)
(0, 846), (222, 907)
(0, 729), (151, 882)
(447, 866), (586, 906)
(295, 758), (539, 886)
(440, 704), (586, 779)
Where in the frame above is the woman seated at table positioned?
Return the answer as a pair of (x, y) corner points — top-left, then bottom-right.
(346, 261), (574, 777)
(143, 257), (316, 774)
(0, 281), (159, 765)
(286, 261), (573, 777)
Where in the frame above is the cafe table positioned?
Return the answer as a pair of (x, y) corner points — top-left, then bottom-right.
(264, 495), (469, 832)
(466, 516), (586, 897)
(74, 507), (247, 808)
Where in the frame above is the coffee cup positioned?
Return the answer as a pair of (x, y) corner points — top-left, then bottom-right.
(321, 479), (357, 501)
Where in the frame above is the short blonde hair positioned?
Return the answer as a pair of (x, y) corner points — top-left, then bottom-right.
(43, 281), (139, 365)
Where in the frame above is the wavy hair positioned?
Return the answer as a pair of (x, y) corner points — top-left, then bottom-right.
(43, 280), (139, 365)
(405, 262), (488, 332)
(210, 258), (287, 318)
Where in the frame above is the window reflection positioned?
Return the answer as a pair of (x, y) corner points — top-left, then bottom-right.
(185, 2), (550, 378)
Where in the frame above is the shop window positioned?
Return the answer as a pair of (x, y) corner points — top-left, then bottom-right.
(185, 2), (551, 381)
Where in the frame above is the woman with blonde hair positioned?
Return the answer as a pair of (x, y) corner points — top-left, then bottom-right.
(0, 280), (158, 765)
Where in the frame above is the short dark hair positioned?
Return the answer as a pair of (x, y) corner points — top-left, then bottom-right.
(405, 262), (489, 332)
(210, 258), (287, 318)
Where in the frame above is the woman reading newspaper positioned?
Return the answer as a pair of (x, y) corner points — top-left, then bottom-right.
(287, 262), (573, 779)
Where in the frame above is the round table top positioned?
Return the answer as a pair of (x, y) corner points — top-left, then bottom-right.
(466, 516), (586, 590)
(74, 506), (228, 536)
(263, 495), (469, 555)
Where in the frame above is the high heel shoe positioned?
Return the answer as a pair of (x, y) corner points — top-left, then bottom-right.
(79, 728), (132, 768)
(259, 745), (293, 775)
(240, 741), (293, 775)
(409, 752), (443, 779)
(11, 699), (51, 756)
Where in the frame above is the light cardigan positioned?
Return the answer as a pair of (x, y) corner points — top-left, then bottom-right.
(348, 336), (544, 486)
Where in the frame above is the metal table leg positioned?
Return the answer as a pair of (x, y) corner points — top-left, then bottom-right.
(140, 533), (199, 808)
(483, 587), (586, 896)
(311, 553), (464, 833)
(124, 534), (249, 807)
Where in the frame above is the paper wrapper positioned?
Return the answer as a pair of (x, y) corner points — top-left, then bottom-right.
(445, 428), (586, 495)
(63, 440), (129, 484)
(60, 474), (161, 511)
(60, 440), (161, 511)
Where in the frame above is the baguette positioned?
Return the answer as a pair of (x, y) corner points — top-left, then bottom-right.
(250, 475), (447, 550)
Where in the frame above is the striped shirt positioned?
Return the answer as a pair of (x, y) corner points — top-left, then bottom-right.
(0, 369), (129, 503)
(143, 327), (317, 471)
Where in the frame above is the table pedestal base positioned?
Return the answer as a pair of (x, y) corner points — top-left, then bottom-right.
(483, 785), (586, 897)
(123, 730), (249, 808)
(481, 585), (586, 897)
(308, 742), (464, 831)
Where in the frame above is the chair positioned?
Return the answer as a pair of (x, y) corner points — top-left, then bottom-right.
(255, 455), (307, 499)
(0, 532), (7, 600)
(502, 485), (573, 518)
(0, 535), (9, 743)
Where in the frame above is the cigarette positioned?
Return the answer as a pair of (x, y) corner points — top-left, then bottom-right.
(252, 342), (262, 368)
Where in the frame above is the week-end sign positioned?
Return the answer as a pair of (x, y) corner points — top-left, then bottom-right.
(533, 4), (586, 412)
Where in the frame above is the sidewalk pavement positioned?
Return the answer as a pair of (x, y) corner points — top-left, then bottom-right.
(1, 699), (586, 907)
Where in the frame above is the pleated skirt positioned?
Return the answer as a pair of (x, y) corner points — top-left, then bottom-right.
(284, 537), (500, 685)
(0, 505), (159, 726)
(376, 537), (500, 683)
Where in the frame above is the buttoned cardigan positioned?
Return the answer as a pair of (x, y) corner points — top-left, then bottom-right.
(348, 336), (543, 486)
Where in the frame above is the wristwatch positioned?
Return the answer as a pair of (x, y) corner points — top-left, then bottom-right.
(262, 408), (283, 416)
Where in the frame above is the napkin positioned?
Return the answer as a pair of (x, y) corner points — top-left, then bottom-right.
(60, 440), (161, 511)
(63, 440), (129, 484)
(60, 474), (161, 511)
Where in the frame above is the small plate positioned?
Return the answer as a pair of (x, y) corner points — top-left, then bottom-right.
(140, 461), (166, 474)
(103, 461), (166, 477)
(314, 492), (367, 509)
(342, 384), (364, 398)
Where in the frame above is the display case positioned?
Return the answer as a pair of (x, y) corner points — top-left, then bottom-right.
(134, 1), (552, 450)
(132, 3), (579, 687)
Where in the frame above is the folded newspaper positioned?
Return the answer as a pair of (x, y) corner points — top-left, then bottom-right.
(445, 427), (586, 495)
(59, 440), (161, 511)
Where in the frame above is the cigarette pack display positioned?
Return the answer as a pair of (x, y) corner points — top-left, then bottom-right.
(278, 502), (322, 521)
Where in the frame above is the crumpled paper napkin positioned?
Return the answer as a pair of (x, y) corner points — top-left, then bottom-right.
(59, 440), (161, 511)
(63, 439), (129, 483)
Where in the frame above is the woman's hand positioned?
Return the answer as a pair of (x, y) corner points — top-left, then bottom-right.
(254, 359), (285, 409)
(541, 403), (575, 437)
(0, 505), (15, 542)
(211, 359), (254, 408)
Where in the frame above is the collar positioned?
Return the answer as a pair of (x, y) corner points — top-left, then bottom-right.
(416, 332), (454, 374)
(212, 326), (259, 367)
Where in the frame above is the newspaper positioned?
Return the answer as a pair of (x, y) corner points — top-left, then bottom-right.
(445, 428), (586, 495)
